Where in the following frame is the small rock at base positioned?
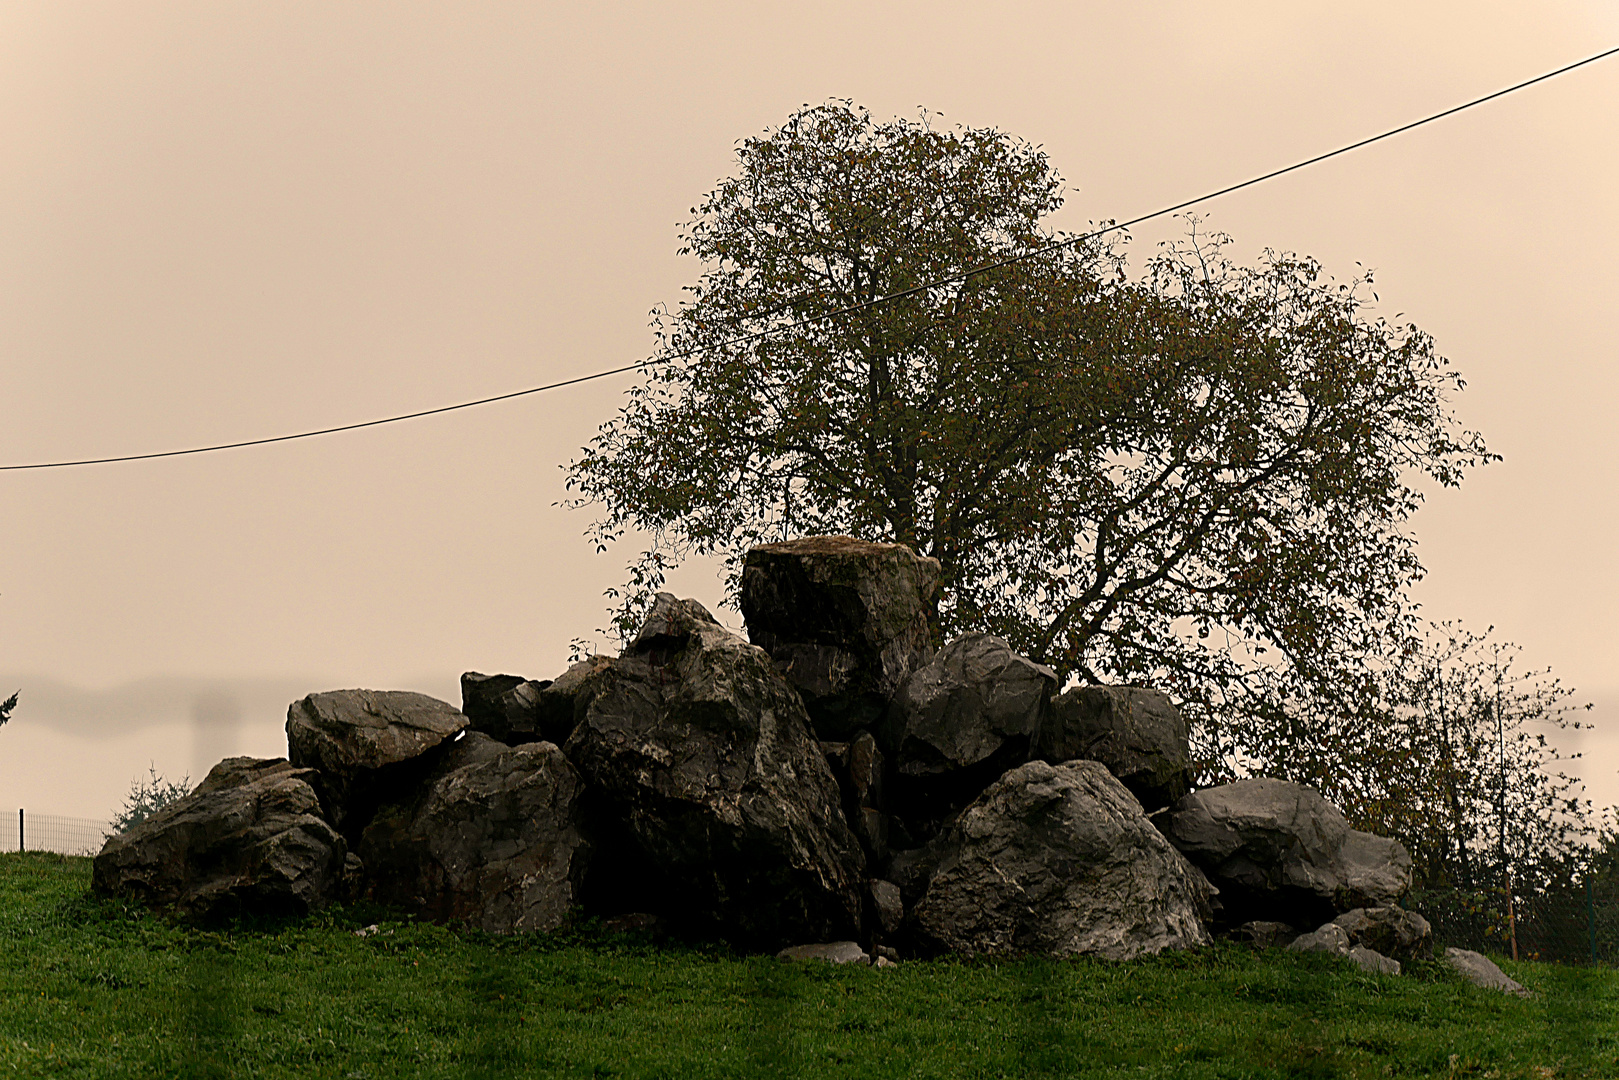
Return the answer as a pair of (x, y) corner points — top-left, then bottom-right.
(874, 944), (900, 962)
(601, 912), (667, 937)
(1444, 947), (1531, 997)
(1347, 944), (1400, 975)
(874, 955), (898, 969)
(1233, 920), (1297, 949)
(777, 941), (870, 965)
(1287, 923), (1351, 956)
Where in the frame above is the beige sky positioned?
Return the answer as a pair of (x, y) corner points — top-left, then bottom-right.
(1, 1), (1616, 821)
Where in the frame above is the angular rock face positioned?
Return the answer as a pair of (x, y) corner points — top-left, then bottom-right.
(1158, 778), (1412, 927)
(563, 592), (867, 947)
(359, 732), (592, 934)
(908, 760), (1213, 960)
(741, 536), (940, 739)
(1332, 906), (1432, 961)
(460, 672), (548, 743)
(93, 757), (345, 920)
(1037, 686), (1191, 811)
(886, 634), (1057, 831)
(286, 689), (468, 836)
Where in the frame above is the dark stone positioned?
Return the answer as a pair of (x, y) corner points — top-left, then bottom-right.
(885, 634), (1057, 833)
(1231, 920), (1298, 949)
(460, 672), (548, 742)
(563, 592), (867, 948)
(1158, 778), (1412, 928)
(93, 757), (345, 920)
(741, 536), (940, 739)
(908, 760), (1213, 959)
(285, 689), (467, 838)
(822, 733), (889, 863)
(1037, 686), (1190, 810)
(870, 879), (904, 936)
(358, 732), (592, 934)
(1332, 906), (1432, 961)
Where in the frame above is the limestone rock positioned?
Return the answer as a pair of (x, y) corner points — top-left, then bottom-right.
(1347, 944), (1401, 975)
(909, 759), (1213, 960)
(887, 634), (1057, 830)
(870, 878), (904, 936)
(777, 941), (869, 964)
(1332, 906), (1432, 961)
(93, 757), (345, 919)
(285, 689), (467, 835)
(563, 593), (866, 947)
(1158, 778), (1412, 927)
(1036, 686), (1190, 810)
(822, 732), (889, 862)
(359, 732), (592, 934)
(1287, 922), (1350, 956)
(459, 672), (547, 743)
(1444, 948), (1531, 996)
(741, 536), (940, 738)
(1232, 920), (1298, 949)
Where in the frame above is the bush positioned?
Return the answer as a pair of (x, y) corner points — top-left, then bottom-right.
(108, 764), (192, 835)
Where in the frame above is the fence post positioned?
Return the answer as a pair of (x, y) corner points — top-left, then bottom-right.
(17, 808), (22, 854)
(1591, 877), (1599, 966)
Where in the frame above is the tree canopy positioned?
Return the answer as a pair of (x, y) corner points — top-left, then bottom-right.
(565, 100), (1494, 775)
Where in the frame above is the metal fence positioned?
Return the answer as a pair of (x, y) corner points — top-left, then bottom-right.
(0, 809), (113, 857)
(1407, 880), (1619, 966)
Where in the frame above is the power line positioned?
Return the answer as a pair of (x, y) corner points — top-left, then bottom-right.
(5, 42), (1616, 473)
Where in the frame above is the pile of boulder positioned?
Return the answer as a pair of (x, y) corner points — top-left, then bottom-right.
(95, 536), (1440, 974)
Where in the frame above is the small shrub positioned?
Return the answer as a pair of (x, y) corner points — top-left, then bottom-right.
(108, 764), (192, 835)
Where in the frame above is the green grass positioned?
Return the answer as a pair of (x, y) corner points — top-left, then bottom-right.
(1, 853), (1614, 1079)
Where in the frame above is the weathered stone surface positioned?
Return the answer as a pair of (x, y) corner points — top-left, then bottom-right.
(93, 757), (345, 919)
(870, 879), (903, 936)
(1287, 922), (1350, 956)
(1444, 947), (1531, 996)
(359, 732), (592, 934)
(1332, 906), (1432, 961)
(563, 593), (866, 947)
(908, 760), (1213, 960)
(460, 672), (547, 743)
(1347, 944), (1401, 975)
(1036, 686), (1191, 811)
(286, 689), (467, 834)
(777, 941), (869, 964)
(1159, 778), (1412, 927)
(822, 732), (889, 862)
(741, 536), (940, 739)
(886, 634), (1057, 831)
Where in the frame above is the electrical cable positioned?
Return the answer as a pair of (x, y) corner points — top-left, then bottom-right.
(4, 42), (1615, 473)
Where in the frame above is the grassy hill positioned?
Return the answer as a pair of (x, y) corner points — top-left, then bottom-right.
(0, 852), (1613, 1079)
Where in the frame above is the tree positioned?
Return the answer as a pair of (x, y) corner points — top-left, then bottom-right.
(0, 690), (14, 728)
(564, 100), (1493, 770)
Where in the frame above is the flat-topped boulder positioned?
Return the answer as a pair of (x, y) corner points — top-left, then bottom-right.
(93, 757), (345, 920)
(1036, 686), (1191, 811)
(741, 536), (940, 739)
(907, 759), (1213, 960)
(286, 689), (467, 835)
(1158, 778), (1412, 927)
(360, 732), (592, 934)
(563, 593), (867, 947)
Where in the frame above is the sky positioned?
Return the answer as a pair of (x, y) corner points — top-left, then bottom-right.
(1, 1), (1616, 824)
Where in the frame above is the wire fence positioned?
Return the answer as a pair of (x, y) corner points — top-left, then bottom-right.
(1407, 880), (1619, 966)
(0, 809), (113, 858)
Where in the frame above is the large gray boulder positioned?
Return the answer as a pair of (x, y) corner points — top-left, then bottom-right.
(562, 593), (867, 947)
(359, 732), (592, 934)
(93, 757), (346, 919)
(741, 536), (940, 739)
(1158, 778), (1412, 927)
(907, 759), (1213, 960)
(1036, 686), (1191, 811)
(885, 634), (1057, 833)
(286, 689), (467, 835)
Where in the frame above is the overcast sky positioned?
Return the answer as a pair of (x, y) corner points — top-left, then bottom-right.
(2, 1), (1616, 823)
